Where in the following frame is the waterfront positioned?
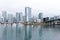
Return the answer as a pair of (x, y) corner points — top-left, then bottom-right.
(0, 24), (60, 40)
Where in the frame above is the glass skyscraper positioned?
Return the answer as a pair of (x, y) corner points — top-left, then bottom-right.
(8, 14), (13, 23)
(16, 12), (20, 22)
(2, 11), (7, 22)
(16, 12), (23, 22)
(19, 12), (23, 22)
(38, 13), (42, 19)
(25, 7), (31, 22)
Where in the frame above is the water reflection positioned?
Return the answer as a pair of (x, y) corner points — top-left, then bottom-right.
(0, 24), (60, 40)
(16, 24), (21, 40)
(39, 26), (43, 40)
(24, 25), (32, 40)
(2, 24), (7, 40)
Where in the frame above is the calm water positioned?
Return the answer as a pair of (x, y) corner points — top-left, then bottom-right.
(0, 24), (60, 40)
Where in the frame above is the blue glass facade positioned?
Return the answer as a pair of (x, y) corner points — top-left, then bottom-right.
(25, 7), (31, 22)
(16, 12), (20, 22)
(16, 12), (23, 22)
(38, 13), (42, 19)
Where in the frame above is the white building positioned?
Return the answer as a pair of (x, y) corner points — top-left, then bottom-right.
(2, 11), (7, 22)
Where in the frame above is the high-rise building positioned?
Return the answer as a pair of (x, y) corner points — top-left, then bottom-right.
(2, 11), (7, 22)
(22, 16), (26, 22)
(16, 12), (23, 22)
(13, 17), (16, 23)
(38, 13), (43, 19)
(8, 14), (13, 23)
(16, 12), (20, 22)
(25, 7), (31, 22)
(19, 12), (23, 22)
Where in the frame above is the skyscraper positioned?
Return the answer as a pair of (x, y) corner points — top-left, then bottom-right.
(38, 13), (43, 19)
(22, 16), (26, 22)
(25, 7), (31, 22)
(19, 12), (23, 22)
(16, 12), (20, 22)
(8, 14), (13, 23)
(2, 11), (7, 22)
(13, 17), (16, 23)
(16, 12), (23, 22)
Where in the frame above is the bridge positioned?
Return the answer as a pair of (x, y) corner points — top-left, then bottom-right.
(43, 18), (60, 25)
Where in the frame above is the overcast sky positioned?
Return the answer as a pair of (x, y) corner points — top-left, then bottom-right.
(0, 0), (60, 17)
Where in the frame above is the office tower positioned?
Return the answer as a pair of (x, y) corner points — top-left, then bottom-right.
(25, 7), (31, 22)
(38, 13), (43, 19)
(2, 11), (7, 22)
(8, 14), (13, 23)
(0, 17), (4, 23)
(22, 16), (26, 22)
(16, 12), (23, 22)
(19, 12), (23, 22)
(13, 17), (16, 23)
(16, 12), (20, 22)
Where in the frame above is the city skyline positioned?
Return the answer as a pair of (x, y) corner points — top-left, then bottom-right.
(0, 7), (60, 19)
(0, 7), (43, 23)
(0, 7), (42, 18)
(0, 0), (60, 17)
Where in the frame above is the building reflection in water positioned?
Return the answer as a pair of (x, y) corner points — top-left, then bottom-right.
(2, 24), (7, 40)
(16, 24), (22, 40)
(24, 25), (32, 40)
(39, 26), (43, 40)
(1, 24), (60, 40)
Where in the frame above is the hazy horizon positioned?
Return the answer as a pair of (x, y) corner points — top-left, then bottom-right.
(0, 0), (60, 17)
